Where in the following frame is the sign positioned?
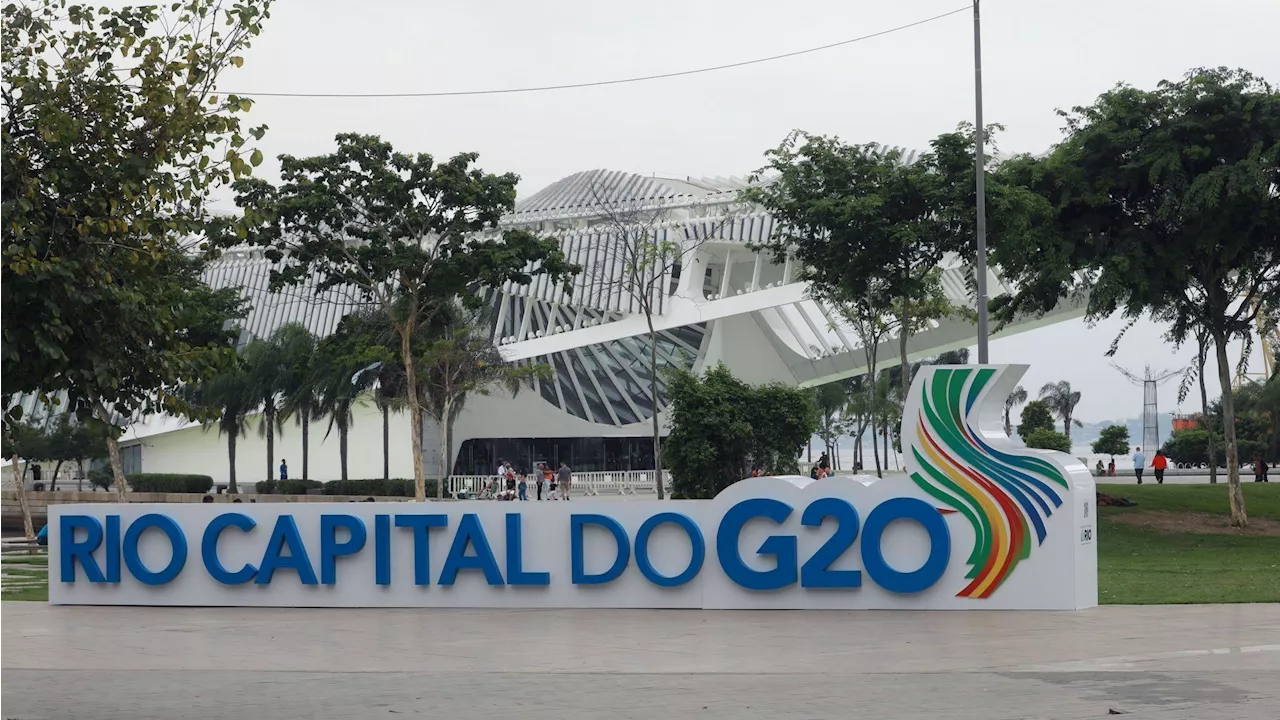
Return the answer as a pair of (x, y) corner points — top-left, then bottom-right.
(49, 365), (1097, 609)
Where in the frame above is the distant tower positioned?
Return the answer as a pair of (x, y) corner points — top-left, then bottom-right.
(1112, 364), (1182, 452)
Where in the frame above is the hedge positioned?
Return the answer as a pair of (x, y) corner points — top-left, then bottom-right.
(321, 478), (440, 497)
(125, 473), (214, 494)
(256, 479), (324, 495)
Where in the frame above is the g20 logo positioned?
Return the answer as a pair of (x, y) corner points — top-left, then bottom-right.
(715, 496), (952, 593)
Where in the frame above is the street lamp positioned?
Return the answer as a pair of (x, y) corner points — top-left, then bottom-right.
(973, 0), (990, 363)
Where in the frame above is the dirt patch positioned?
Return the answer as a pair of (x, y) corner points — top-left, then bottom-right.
(1108, 509), (1280, 536)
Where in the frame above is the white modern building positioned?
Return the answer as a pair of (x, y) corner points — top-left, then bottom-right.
(84, 167), (1082, 487)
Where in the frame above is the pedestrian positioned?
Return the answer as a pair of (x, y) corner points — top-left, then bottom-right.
(1132, 446), (1146, 485)
(279, 459), (288, 481)
(536, 463), (546, 500)
(518, 472), (529, 501)
(557, 461), (572, 501)
(1152, 449), (1168, 484)
(1095, 460), (1105, 476)
(495, 458), (506, 489)
(1255, 454), (1270, 483)
(810, 465), (819, 480)
(1107, 459), (1115, 477)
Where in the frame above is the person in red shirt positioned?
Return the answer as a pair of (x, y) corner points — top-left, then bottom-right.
(1152, 449), (1168, 485)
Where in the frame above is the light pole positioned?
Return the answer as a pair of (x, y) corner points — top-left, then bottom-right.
(973, 0), (990, 363)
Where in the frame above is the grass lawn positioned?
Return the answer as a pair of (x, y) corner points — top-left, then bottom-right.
(1097, 483), (1280, 604)
(2, 485), (1277, 605)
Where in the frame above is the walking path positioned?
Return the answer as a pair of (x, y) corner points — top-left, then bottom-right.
(3, 602), (1277, 719)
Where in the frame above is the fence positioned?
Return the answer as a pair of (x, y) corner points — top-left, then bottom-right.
(447, 470), (669, 498)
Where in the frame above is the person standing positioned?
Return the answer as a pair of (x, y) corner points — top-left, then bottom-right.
(518, 472), (529, 501)
(557, 461), (572, 501)
(1255, 454), (1270, 483)
(1132, 446), (1146, 485)
(1152, 449), (1168, 484)
(279, 459), (288, 481)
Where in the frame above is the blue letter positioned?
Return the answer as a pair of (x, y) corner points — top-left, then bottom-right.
(634, 512), (705, 587)
(800, 498), (862, 588)
(861, 497), (951, 594)
(320, 515), (367, 585)
(59, 514), (104, 583)
(256, 515), (318, 585)
(104, 514), (121, 583)
(505, 513), (549, 586)
(395, 514), (448, 585)
(439, 514), (503, 586)
(202, 513), (258, 584)
(375, 514), (391, 586)
(571, 514), (630, 585)
(716, 498), (796, 591)
(122, 514), (188, 585)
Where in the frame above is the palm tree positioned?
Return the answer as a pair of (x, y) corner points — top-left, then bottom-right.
(1004, 385), (1028, 436)
(243, 336), (290, 484)
(1039, 380), (1084, 439)
(274, 323), (319, 481)
(185, 359), (254, 493)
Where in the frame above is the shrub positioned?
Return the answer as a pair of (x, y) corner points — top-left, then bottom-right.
(88, 469), (114, 491)
(278, 479), (323, 495)
(125, 473), (214, 494)
(255, 479), (277, 494)
(321, 478), (438, 498)
(1023, 428), (1072, 453)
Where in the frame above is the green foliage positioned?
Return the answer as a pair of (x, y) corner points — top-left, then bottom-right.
(1017, 400), (1056, 439)
(256, 478), (323, 495)
(1022, 427), (1072, 453)
(664, 363), (817, 499)
(125, 473), (214, 494)
(1, 1), (270, 428)
(1092, 425), (1131, 458)
(1162, 429), (1211, 466)
(183, 356), (255, 493)
(87, 468), (114, 492)
(321, 478), (440, 498)
(1038, 381), (1083, 437)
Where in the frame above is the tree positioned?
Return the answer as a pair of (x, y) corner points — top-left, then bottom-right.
(274, 323), (320, 482)
(992, 68), (1280, 527)
(1017, 400), (1056, 440)
(1163, 428), (1211, 466)
(185, 358), (254, 494)
(1004, 385), (1028, 436)
(1024, 427), (1072, 453)
(416, 305), (546, 498)
(580, 179), (732, 499)
(1039, 381), (1084, 439)
(813, 382), (848, 466)
(2, 1), (269, 498)
(228, 133), (577, 500)
(243, 335), (289, 485)
(664, 363), (817, 498)
(312, 315), (388, 482)
(1173, 325), (1219, 483)
(1092, 425), (1131, 460)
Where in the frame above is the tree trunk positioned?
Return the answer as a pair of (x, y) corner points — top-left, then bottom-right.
(77, 459), (84, 492)
(1212, 330), (1247, 526)
(899, 298), (910, 410)
(301, 406), (310, 482)
(401, 327), (427, 501)
(1063, 411), (1072, 440)
(339, 421), (349, 482)
(1197, 339), (1217, 484)
(9, 454), (35, 539)
(437, 398), (451, 500)
(265, 408), (275, 483)
(382, 404), (390, 482)
(883, 425), (890, 473)
(94, 402), (128, 499)
(649, 325), (665, 499)
(51, 459), (64, 492)
(227, 432), (238, 494)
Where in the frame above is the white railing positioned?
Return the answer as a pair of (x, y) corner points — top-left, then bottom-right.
(447, 470), (670, 498)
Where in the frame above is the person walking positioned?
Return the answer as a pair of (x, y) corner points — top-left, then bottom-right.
(1132, 446), (1146, 485)
(1255, 454), (1270, 482)
(279, 459), (288, 481)
(557, 461), (572, 501)
(1152, 449), (1168, 485)
(535, 463), (546, 500)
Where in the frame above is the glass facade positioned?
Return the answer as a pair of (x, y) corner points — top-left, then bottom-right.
(491, 293), (708, 426)
(453, 436), (657, 475)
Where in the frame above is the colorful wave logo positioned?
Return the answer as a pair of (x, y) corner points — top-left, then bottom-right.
(908, 367), (1069, 598)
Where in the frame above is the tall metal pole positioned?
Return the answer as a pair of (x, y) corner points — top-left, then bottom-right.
(972, 0), (990, 363)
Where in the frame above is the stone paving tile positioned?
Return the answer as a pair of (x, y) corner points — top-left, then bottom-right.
(2, 603), (1278, 719)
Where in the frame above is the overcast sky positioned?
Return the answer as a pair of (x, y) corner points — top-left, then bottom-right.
(216, 0), (1279, 422)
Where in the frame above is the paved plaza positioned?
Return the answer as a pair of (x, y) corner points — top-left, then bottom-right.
(2, 602), (1277, 719)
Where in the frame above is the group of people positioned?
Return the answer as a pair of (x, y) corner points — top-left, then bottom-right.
(491, 459), (573, 501)
(1115, 446), (1271, 484)
(808, 452), (832, 480)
